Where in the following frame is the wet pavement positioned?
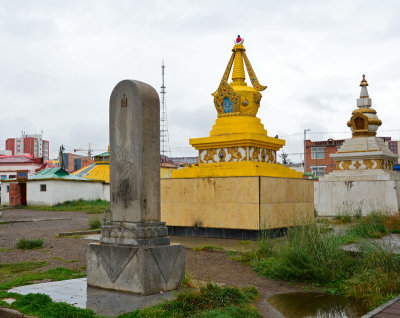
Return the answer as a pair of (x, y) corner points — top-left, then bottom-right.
(9, 278), (177, 317)
(268, 292), (369, 318)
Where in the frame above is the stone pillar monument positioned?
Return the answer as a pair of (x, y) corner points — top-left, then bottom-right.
(87, 80), (185, 295)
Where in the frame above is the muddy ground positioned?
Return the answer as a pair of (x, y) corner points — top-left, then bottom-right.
(0, 209), (315, 317)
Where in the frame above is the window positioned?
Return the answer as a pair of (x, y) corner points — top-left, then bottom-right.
(6, 185), (9, 193)
(1, 175), (6, 180)
(311, 166), (325, 177)
(8, 175), (16, 179)
(40, 184), (47, 192)
(311, 147), (324, 159)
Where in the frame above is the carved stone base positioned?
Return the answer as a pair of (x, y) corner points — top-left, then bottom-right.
(100, 221), (170, 246)
(87, 243), (185, 295)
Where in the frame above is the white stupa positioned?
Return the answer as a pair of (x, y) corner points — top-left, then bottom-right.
(315, 75), (400, 216)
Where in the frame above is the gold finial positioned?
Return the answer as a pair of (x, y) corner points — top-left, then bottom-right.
(360, 74), (368, 87)
(108, 145), (110, 152)
(231, 35), (246, 86)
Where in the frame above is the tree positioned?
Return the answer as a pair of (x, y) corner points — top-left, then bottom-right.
(279, 152), (292, 166)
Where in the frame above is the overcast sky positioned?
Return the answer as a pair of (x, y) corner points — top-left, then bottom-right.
(1, 0), (400, 162)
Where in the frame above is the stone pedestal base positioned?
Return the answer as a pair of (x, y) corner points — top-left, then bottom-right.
(315, 170), (400, 216)
(100, 221), (170, 246)
(87, 243), (185, 295)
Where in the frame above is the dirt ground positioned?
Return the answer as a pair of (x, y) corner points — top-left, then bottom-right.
(0, 209), (315, 317)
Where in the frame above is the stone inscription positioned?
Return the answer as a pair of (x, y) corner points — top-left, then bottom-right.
(121, 93), (127, 107)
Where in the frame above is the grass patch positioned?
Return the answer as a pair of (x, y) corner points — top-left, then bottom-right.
(0, 266), (86, 291)
(10, 293), (97, 318)
(0, 248), (14, 252)
(342, 212), (391, 244)
(181, 270), (195, 289)
(119, 283), (260, 318)
(0, 262), (49, 282)
(88, 216), (102, 230)
(16, 239), (43, 250)
(22, 199), (110, 214)
(193, 245), (224, 252)
(241, 214), (400, 310)
(64, 260), (78, 264)
(238, 240), (252, 245)
(0, 279), (261, 318)
(335, 213), (353, 224)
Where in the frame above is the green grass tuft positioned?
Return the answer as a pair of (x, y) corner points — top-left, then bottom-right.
(0, 266), (85, 291)
(118, 284), (260, 318)
(16, 239), (43, 250)
(0, 263), (261, 317)
(0, 261), (49, 281)
(12, 293), (97, 318)
(88, 216), (102, 229)
(192, 245), (224, 252)
(242, 214), (400, 310)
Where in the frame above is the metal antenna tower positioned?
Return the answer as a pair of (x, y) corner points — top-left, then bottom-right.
(160, 60), (172, 163)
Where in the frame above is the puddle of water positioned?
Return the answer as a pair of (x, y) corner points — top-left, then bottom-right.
(268, 292), (369, 318)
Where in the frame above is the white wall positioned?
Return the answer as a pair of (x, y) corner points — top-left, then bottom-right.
(0, 163), (42, 179)
(27, 180), (109, 206)
(315, 180), (400, 216)
(0, 181), (10, 205)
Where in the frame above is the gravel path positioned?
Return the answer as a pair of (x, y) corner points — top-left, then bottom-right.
(0, 208), (313, 317)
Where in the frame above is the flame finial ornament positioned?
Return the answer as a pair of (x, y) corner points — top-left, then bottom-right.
(360, 74), (368, 87)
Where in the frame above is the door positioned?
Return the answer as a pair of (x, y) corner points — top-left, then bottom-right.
(20, 182), (27, 206)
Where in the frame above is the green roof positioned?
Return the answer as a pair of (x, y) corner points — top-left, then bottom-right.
(30, 168), (88, 181)
(95, 152), (109, 157)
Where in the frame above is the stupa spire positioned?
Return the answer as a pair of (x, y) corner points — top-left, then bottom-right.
(212, 35), (267, 117)
(231, 35), (246, 86)
(347, 74), (381, 137)
(359, 74), (370, 101)
(356, 74), (372, 108)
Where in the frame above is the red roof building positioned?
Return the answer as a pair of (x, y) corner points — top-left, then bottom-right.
(0, 155), (46, 180)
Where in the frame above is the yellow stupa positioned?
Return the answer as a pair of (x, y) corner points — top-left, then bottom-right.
(172, 35), (301, 178)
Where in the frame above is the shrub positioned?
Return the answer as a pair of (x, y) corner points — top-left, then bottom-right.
(16, 239), (43, 250)
(88, 216), (101, 230)
(181, 270), (195, 289)
(276, 222), (354, 283)
(335, 212), (352, 223)
(345, 268), (400, 309)
(245, 215), (400, 310)
(349, 213), (387, 239)
(384, 215), (400, 233)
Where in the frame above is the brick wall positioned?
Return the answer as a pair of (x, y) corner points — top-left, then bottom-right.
(5, 139), (15, 155)
(305, 139), (345, 175)
(61, 153), (94, 172)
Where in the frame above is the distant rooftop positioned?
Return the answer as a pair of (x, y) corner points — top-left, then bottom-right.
(30, 167), (88, 181)
(0, 155), (43, 164)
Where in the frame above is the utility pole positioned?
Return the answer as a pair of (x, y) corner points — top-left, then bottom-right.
(160, 59), (171, 164)
(59, 145), (65, 170)
(304, 129), (311, 173)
